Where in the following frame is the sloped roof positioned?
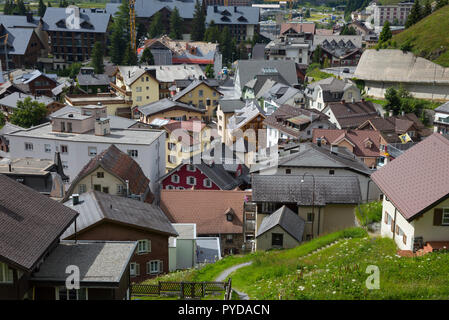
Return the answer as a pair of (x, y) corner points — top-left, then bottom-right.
(77, 73), (110, 86)
(138, 98), (205, 117)
(435, 102), (449, 114)
(0, 92), (54, 109)
(371, 133), (449, 221)
(280, 22), (316, 34)
(0, 26), (34, 56)
(135, 0), (197, 19)
(354, 49), (449, 84)
(123, 64), (205, 83)
(65, 145), (150, 200)
(325, 100), (379, 129)
(313, 35), (363, 50)
(61, 191), (177, 239)
(42, 7), (111, 33)
(206, 6), (260, 25)
(160, 190), (251, 234)
(0, 174), (78, 271)
(256, 205), (305, 242)
(172, 79), (221, 101)
(219, 98), (246, 113)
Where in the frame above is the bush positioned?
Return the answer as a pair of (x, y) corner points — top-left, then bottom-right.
(356, 201), (383, 226)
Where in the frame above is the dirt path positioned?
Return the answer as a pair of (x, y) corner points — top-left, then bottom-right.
(215, 262), (253, 300)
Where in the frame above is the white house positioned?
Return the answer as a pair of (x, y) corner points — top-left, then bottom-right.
(372, 133), (449, 252)
(5, 110), (165, 192)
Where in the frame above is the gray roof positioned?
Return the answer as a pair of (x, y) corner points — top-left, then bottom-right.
(0, 174), (78, 271)
(0, 122), (24, 135)
(236, 60), (298, 92)
(435, 102), (449, 114)
(77, 73), (111, 86)
(256, 205), (305, 242)
(0, 92), (54, 109)
(0, 15), (40, 28)
(206, 6), (260, 25)
(251, 143), (372, 175)
(219, 98), (246, 113)
(0, 27), (34, 56)
(172, 79), (219, 101)
(252, 174), (362, 205)
(135, 0), (197, 19)
(62, 191), (178, 239)
(105, 3), (121, 16)
(138, 98), (205, 116)
(31, 241), (137, 285)
(313, 35), (363, 50)
(42, 7), (111, 33)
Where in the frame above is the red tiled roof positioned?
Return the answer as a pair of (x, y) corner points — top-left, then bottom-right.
(312, 129), (381, 158)
(65, 145), (151, 201)
(160, 190), (251, 234)
(281, 23), (316, 35)
(371, 133), (449, 221)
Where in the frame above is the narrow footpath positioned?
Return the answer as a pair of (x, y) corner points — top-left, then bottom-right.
(215, 262), (253, 300)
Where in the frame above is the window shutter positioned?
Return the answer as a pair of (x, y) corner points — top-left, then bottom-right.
(434, 209), (443, 226)
(403, 234), (407, 245)
(159, 260), (164, 274)
(391, 220), (394, 233)
(146, 262), (150, 275)
(395, 225), (399, 235)
(136, 263), (140, 276)
(384, 212), (388, 224)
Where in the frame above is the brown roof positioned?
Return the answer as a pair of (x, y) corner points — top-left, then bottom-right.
(371, 133), (449, 221)
(160, 190), (251, 235)
(315, 28), (334, 35)
(65, 145), (151, 201)
(281, 23), (316, 35)
(312, 129), (381, 158)
(0, 174), (78, 271)
(326, 101), (379, 129)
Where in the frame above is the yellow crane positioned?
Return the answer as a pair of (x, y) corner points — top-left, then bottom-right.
(129, 0), (137, 52)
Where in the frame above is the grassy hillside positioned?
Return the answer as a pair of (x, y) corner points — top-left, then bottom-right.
(232, 235), (449, 299)
(391, 5), (449, 67)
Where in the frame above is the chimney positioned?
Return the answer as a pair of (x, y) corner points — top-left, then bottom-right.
(214, 5), (218, 12)
(95, 118), (110, 136)
(72, 194), (80, 206)
(234, 6), (237, 12)
(26, 12), (33, 23)
(317, 138), (322, 147)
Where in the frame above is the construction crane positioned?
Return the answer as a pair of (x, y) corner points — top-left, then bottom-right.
(129, 0), (137, 52)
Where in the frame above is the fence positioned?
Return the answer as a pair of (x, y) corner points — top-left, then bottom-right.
(132, 279), (232, 300)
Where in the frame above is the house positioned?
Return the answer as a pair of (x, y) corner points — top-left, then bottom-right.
(354, 50), (449, 100)
(217, 98), (247, 144)
(322, 100), (381, 129)
(371, 133), (449, 253)
(0, 92), (64, 118)
(138, 98), (207, 125)
(5, 111), (166, 190)
(312, 35), (363, 67)
(0, 81), (27, 99)
(252, 174), (361, 240)
(171, 79), (222, 120)
(160, 160), (248, 191)
(63, 144), (153, 202)
(243, 68), (291, 100)
(251, 142), (381, 202)
(256, 205), (305, 251)
(371, 2), (413, 27)
(312, 128), (384, 169)
(264, 104), (334, 147)
(304, 77), (361, 112)
(206, 5), (260, 42)
(0, 122), (24, 154)
(64, 93), (131, 118)
(12, 70), (58, 97)
(161, 189), (252, 255)
(164, 119), (212, 171)
(77, 70), (111, 94)
(433, 102), (449, 135)
(280, 22), (316, 42)
(42, 7), (112, 68)
(0, 174), (136, 300)
(264, 34), (310, 65)
(259, 83), (304, 114)
(0, 154), (67, 197)
(234, 60), (299, 97)
(62, 191), (177, 282)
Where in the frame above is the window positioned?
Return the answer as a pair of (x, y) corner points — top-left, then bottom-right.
(62, 161), (68, 169)
(285, 169), (291, 174)
(147, 260), (162, 274)
(186, 176), (196, 186)
(226, 234), (233, 243)
(94, 184), (101, 191)
(136, 96), (142, 102)
(57, 287), (87, 300)
(136, 86), (142, 92)
(166, 185), (175, 189)
(137, 239), (151, 254)
(168, 155), (177, 164)
(307, 212), (315, 222)
(0, 262), (13, 283)
(117, 184), (124, 195)
(44, 144), (51, 153)
(78, 184), (87, 194)
(130, 262), (140, 277)
(171, 174), (180, 184)
(97, 172), (104, 178)
(67, 122), (72, 133)
(186, 164), (196, 172)
(329, 169), (335, 175)
(127, 150), (138, 158)
(88, 147), (97, 156)
(25, 142), (33, 151)
(203, 178), (212, 188)
(442, 209), (449, 225)
(61, 145), (68, 154)
(102, 187), (109, 193)
(61, 122), (66, 132)
(272, 233), (284, 246)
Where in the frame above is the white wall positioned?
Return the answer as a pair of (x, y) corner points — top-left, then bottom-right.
(380, 197), (414, 251)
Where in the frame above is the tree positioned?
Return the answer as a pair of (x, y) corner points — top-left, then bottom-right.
(379, 21), (392, 43)
(68, 62), (82, 79)
(205, 64), (214, 78)
(340, 25), (357, 35)
(204, 20), (220, 43)
(109, 25), (125, 65)
(123, 42), (138, 66)
(14, 0), (27, 15)
(38, 0), (47, 17)
(108, 0), (130, 65)
(220, 26), (232, 63)
(405, 0), (422, 28)
(148, 12), (164, 38)
(0, 112), (5, 128)
(312, 45), (322, 64)
(91, 42), (104, 74)
(59, 0), (68, 8)
(140, 47), (155, 65)
(10, 97), (47, 128)
(169, 7), (183, 39)
(47, 2), (52, 7)
(304, 9), (311, 18)
(423, 0), (432, 16)
(4, 0), (12, 15)
(191, 0), (206, 41)
(435, 0), (449, 10)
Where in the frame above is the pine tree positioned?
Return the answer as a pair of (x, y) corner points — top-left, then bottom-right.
(312, 45), (322, 64)
(423, 0), (432, 16)
(38, 0), (47, 17)
(169, 7), (183, 39)
(109, 0), (131, 65)
(3, 0), (11, 15)
(220, 26), (232, 63)
(109, 25), (125, 65)
(148, 12), (163, 38)
(15, 0), (27, 15)
(204, 20), (220, 43)
(91, 42), (104, 74)
(379, 21), (392, 43)
(140, 47), (155, 65)
(405, 0), (422, 28)
(191, 0), (205, 41)
(123, 42), (138, 66)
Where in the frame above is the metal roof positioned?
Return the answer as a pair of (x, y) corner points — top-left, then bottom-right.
(42, 7), (111, 33)
(206, 6), (260, 25)
(256, 205), (305, 242)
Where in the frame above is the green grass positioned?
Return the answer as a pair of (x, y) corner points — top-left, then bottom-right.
(364, 96), (442, 110)
(356, 201), (383, 226)
(231, 232), (449, 299)
(306, 67), (334, 83)
(389, 5), (449, 67)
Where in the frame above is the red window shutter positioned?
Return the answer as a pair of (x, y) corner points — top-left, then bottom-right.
(433, 209), (443, 226)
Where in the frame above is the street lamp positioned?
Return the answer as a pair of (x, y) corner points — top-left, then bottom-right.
(300, 172), (315, 239)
